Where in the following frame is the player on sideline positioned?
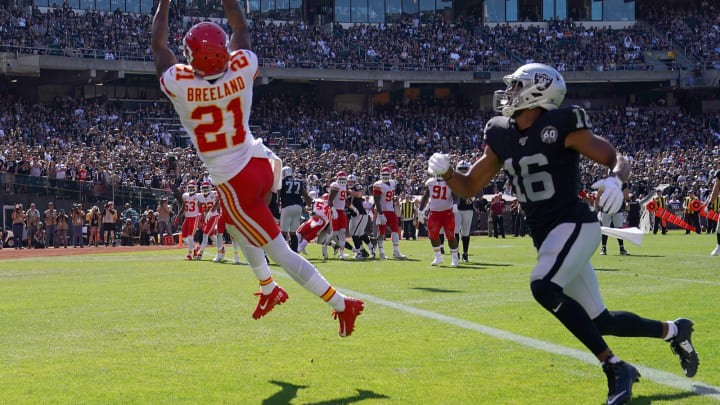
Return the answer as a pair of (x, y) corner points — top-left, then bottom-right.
(327, 171), (350, 260)
(428, 63), (698, 404)
(596, 183), (630, 256)
(177, 180), (202, 260)
(706, 169), (720, 256)
(152, 0), (363, 337)
(279, 166), (312, 252)
(347, 174), (373, 259)
(419, 175), (460, 267)
(454, 161), (475, 262)
(373, 167), (406, 259)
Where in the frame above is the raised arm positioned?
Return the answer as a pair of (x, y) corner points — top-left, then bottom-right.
(223, 0), (251, 51)
(151, 0), (178, 76)
(431, 146), (503, 200)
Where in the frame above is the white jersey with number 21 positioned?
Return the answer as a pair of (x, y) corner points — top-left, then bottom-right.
(160, 50), (259, 184)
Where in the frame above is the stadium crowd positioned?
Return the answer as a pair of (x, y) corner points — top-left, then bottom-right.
(0, 3), (667, 71)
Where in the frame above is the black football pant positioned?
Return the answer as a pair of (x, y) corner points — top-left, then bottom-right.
(684, 213), (700, 234)
(492, 214), (505, 238)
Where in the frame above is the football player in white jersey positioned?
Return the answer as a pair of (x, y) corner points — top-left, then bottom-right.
(296, 194), (331, 256)
(372, 166), (405, 259)
(180, 180), (203, 260)
(152, 0), (363, 337)
(420, 175), (460, 267)
(197, 181), (221, 261)
(327, 171), (349, 259)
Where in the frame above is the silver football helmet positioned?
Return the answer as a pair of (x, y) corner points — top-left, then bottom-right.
(347, 174), (357, 187)
(493, 63), (566, 118)
(281, 166), (294, 179)
(456, 160), (471, 174)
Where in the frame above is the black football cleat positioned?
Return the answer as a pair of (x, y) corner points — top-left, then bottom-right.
(670, 318), (699, 377)
(619, 248), (630, 256)
(600, 247), (607, 256)
(462, 253), (469, 263)
(603, 360), (640, 405)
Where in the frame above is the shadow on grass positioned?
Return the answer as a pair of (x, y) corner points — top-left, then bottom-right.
(594, 268), (623, 272)
(411, 287), (463, 293)
(468, 262), (512, 267)
(262, 380), (389, 405)
(629, 390), (703, 404)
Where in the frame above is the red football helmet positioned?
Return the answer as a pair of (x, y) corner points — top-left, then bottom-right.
(183, 22), (230, 80)
(336, 171), (348, 186)
(380, 166), (393, 183)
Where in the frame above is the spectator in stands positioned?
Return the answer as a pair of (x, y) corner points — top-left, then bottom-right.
(11, 203), (25, 250)
(44, 202), (57, 248)
(56, 210), (69, 248)
(72, 204), (85, 248)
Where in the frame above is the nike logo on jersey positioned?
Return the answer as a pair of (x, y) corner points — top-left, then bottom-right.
(607, 390), (627, 405)
(519, 136), (528, 146)
(552, 302), (562, 313)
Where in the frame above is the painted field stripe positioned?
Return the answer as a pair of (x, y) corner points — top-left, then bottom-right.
(338, 287), (720, 401)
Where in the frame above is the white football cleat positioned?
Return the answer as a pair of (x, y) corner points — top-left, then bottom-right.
(712, 245), (720, 257)
(431, 256), (443, 266)
(233, 254), (241, 265)
(393, 251), (406, 259)
(213, 253), (225, 263)
(451, 256), (459, 267)
(378, 251), (388, 260)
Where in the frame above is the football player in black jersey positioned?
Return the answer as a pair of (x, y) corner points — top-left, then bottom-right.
(347, 174), (374, 259)
(279, 166), (312, 252)
(454, 161), (475, 262)
(428, 63), (698, 405)
(706, 169), (720, 256)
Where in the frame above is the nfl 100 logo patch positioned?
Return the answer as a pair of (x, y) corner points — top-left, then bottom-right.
(540, 126), (558, 144)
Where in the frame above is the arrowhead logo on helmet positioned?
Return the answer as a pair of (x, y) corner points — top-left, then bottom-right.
(336, 171), (348, 186)
(183, 22), (231, 81)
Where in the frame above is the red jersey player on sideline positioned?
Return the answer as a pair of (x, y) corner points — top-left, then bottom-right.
(372, 167), (406, 259)
(151, 0), (363, 337)
(180, 180), (202, 260)
(419, 175), (460, 267)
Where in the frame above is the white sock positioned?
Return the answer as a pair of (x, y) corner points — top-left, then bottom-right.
(216, 234), (224, 251)
(185, 237), (193, 253)
(604, 355), (621, 365)
(391, 232), (400, 252)
(663, 321), (678, 341)
(263, 236), (346, 311)
(298, 239), (309, 252)
(321, 244), (328, 256)
(378, 238), (384, 252)
(433, 246), (441, 258)
(238, 242), (277, 295)
(232, 239), (239, 254)
(200, 234), (209, 251)
(451, 248), (458, 259)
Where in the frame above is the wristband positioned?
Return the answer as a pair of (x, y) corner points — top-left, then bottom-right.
(442, 167), (454, 182)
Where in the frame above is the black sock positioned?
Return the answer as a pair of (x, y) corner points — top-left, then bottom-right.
(353, 236), (362, 250)
(455, 233), (459, 242)
(594, 310), (663, 338)
(362, 235), (372, 247)
(462, 236), (470, 254)
(601, 235), (608, 246)
(618, 239), (624, 249)
(717, 233), (720, 244)
(290, 234), (298, 252)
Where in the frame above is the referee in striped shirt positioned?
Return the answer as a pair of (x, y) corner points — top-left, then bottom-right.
(401, 194), (417, 240)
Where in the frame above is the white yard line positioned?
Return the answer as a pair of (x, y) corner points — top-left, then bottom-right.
(337, 286), (720, 401)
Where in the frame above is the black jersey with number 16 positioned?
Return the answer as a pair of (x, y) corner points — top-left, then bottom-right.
(484, 106), (597, 248)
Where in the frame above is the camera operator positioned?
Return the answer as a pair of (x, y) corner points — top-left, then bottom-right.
(44, 202), (58, 248)
(26, 203), (40, 249)
(56, 210), (69, 248)
(102, 202), (118, 247)
(72, 204), (85, 248)
(11, 204), (26, 249)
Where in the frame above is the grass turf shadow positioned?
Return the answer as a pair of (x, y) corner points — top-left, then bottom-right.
(262, 380), (389, 405)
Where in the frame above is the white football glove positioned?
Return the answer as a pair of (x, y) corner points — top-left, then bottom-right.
(331, 208), (338, 220)
(376, 213), (387, 225)
(428, 153), (451, 176)
(452, 204), (458, 214)
(591, 177), (623, 214)
(351, 205), (359, 215)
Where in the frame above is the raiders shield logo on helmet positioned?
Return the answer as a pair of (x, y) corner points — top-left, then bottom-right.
(534, 72), (553, 91)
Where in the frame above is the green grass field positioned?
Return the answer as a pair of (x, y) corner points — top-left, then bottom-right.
(1, 232), (719, 404)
